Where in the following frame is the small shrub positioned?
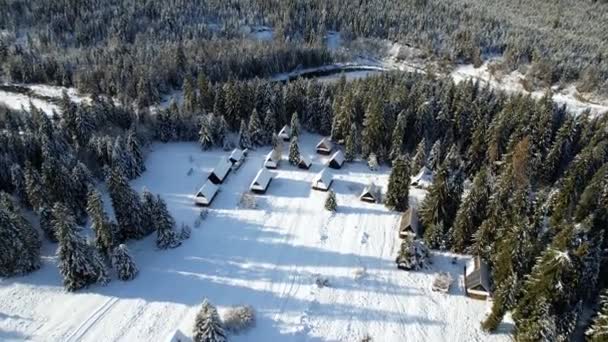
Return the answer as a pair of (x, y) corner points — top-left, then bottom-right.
(239, 192), (257, 209)
(361, 334), (373, 342)
(180, 223), (191, 240)
(315, 276), (330, 288)
(222, 305), (256, 334)
(194, 209), (208, 228)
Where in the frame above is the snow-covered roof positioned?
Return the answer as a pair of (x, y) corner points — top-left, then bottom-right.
(465, 256), (491, 295)
(278, 125), (290, 139)
(411, 166), (433, 188)
(229, 148), (244, 163)
(312, 168), (333, 190)
(316, 137), (334, 152)
(360, 183), (380, 202)
(399, 208), (420, 237)
(265, 149), (281, 162)
(194, 180), (219, 205)
(298, 154), (312, 168)
(210, 157), (231, 182)
(328, 150), (345, 167)
(250, 168), (273, 192)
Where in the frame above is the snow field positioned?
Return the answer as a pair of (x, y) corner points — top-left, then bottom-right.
(0, 134), (510, 341)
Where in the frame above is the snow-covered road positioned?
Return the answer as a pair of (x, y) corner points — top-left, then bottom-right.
(0, 134), (511, 341)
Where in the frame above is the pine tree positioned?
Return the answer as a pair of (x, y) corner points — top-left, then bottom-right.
(428, 139), (442, 171)
(199, 114), (214, 150)
(238, 119), (252, 150)
(587, 290), (608, 341)
(361, 98), (384, 157)
(107, 167), (145, 240)
(39, 206), (56, 242)
(54, 203), (108, 291)
(389, 111), (406, 162)
(288, 137), (301, 165)
(290, 112), (300, 139)
(411, 138), (427, 172)
(87, 189), (115, 256)
(111, 244), (138, 281)
(192, 299), (226, 342)
(368, 153), (379, 171)
(263, 109), (277, 144)
(10, 164), (29, 207)
(344, 123), (359, 162)
(248, 108), (264, 146)
(0, 195), (41, 277)
(451, 167), (491, 252)
(154, 195), (180, 249)
(325, 190), (337, 212)
(126, 127), (145, 176)
(24, 164), (47, 212)
(197, 74), (214, 112)
(385, 155), (411, 212)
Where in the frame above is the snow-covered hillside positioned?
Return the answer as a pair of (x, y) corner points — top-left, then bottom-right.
(0, 134), (510, 342)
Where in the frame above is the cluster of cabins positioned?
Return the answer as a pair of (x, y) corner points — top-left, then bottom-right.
(398, 207), (491, 300)
(194, 148), (247, 206)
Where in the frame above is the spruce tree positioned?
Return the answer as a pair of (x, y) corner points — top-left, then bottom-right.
(587, 290), (608, 341)
(325, 190), (337, 212)
(111, 244), (139, 281)
(198, 114), (214, 150)
(0, 195), (41, 277)
(39, 206), (56, 242)
(389, 111), (406, 163)
(368, 153), (379, 171)
(54, 203), (108, 291)
(238, 119), (252, 150)
(428, 140), (442, 171)
(87, 189), (115, 256)
(154, 195), (181, 249)
(107, 167), (145, 240)
(385, 155), (411, 212)
(288, 137), (301, 165)
(263, 109), (277, 144)
(344, 123), (359, 162)
(451, 167), (491, 252)
(411, 138), (427, 172)
(361, 98), (384, 157)
(290, 112), (300, 139)
(10, 164), (29, 207)
(126, 127), (145, 175)
(193, 299), (226, 342)
(24, 164), (47, 212)
(248, 108), (264, 146)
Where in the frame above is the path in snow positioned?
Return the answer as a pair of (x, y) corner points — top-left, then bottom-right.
(0, 133), (511, 341)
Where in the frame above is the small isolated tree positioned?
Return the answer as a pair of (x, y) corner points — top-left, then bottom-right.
(325, 190), (337, 212)
(288, 137), (300, 165)
(222, 305), (256, 334)
(238, 119), (252, 150)
(154, 195), (181, 249)
(290, 112), (300, 139)
(111, 244), (138, 281)
(368, 153), (379, 171)
(395, 236), (430, 271)
(385, 155), (411, 212)
(193, 299), (226, 342)
(248, 108), (264, 146)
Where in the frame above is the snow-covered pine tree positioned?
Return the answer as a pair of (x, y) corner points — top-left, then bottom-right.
(199, 114), (214, 150)
(428, 139), (442, 171)
(411, 138), (427, 172)
(325, 190), (337, 212)
(587, 290), (608, 341)
(10, 164), (29, 207)
(153, 195), (181, 249)
(39, 206), (56, 242)
(290, 112), (300, 139)
(263, 109), (277, 144)
(54, 203), (108, 291)
(395, 235), (430, 271)
(87, 188), (116, 256)
(70, 162), (93, 220)
(385, 155), (411, 212)
(248, 108), (264, 146)
(388, 111), (406, 163)
(193, 299), (226, 342)
(288, 137), (300, 165)
(0, 194), (41, 277)
(127, 127), (145, 176)
(107, 167), (146, 240)
(238, 119), (252, 150)
(111, 244), (138, 281)
(140, 189), (157, 234)
(361, 97), (384, 157)
(367, 153), (379, 171)
(344, 123), (359, 162)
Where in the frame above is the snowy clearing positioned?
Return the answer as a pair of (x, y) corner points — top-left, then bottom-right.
(0, 84), (84, 115)
(0, 134), (511, 342)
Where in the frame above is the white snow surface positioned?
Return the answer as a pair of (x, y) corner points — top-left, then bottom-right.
(0, 84), (85, 115)
(0, 134), (511, 341)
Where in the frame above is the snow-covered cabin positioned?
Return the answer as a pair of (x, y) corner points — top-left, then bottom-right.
(194, 180), (219, 206)
(208, 157), (232, 184)
(316, 137), (334, 155)
(464, 256), (492, 300)
(229, 148), (246, 165)
(264, 148), (281, 169)
(328, 150), (345, 169)
(312, 168), (334, 191)
(399, 208), (421, 238)
(359, 183), (380, 203)
(250, 168), (273, 194)
(278, 125), (290, 141)
(411, 166), (433, 189)
(298, 154), (312, 169)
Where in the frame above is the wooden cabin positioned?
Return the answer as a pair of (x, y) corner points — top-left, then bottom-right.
(328, 150), (345, 169)
(464, 256), (492, 300)
(399, 208), (421, 239)
(298, 154), (312, 169)
(264, 148), (281, 169)
(278, 125), (290, 141)
(229, 148), (246, 165)
(208, 157), (232, 184)
(194, 180), (219, 206)
(312, 168), (334, 191)
(250, 168), (273, 194)
(359, 183), (380, 203)
(411, 166), (433, 189)
(316, 137), (334, 155)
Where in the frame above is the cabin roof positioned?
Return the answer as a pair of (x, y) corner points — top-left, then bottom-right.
(316, 137), (334, 150)
(210, 157), (232, 181)
(265, 148), (281, 162)
(329, 150), (345, 165)
(299, 154), (312, 167)
(360, 183), (380, 201)
(313, 168), (333, 188)
(399, 208), (420, 235)
(196, 180), (219, 201)
(250, 168), (272, 190)
(229, 148), (244, 162)
(466, 256), (491, 292)
(278, 125), (290, 137)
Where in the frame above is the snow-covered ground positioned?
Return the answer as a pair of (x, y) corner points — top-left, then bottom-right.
(0, 84), (84, 115)
(0, 134), (511, 342)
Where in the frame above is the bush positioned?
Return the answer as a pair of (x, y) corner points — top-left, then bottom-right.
(239, 192), (257, 209)
(222, 305), (256, 334)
